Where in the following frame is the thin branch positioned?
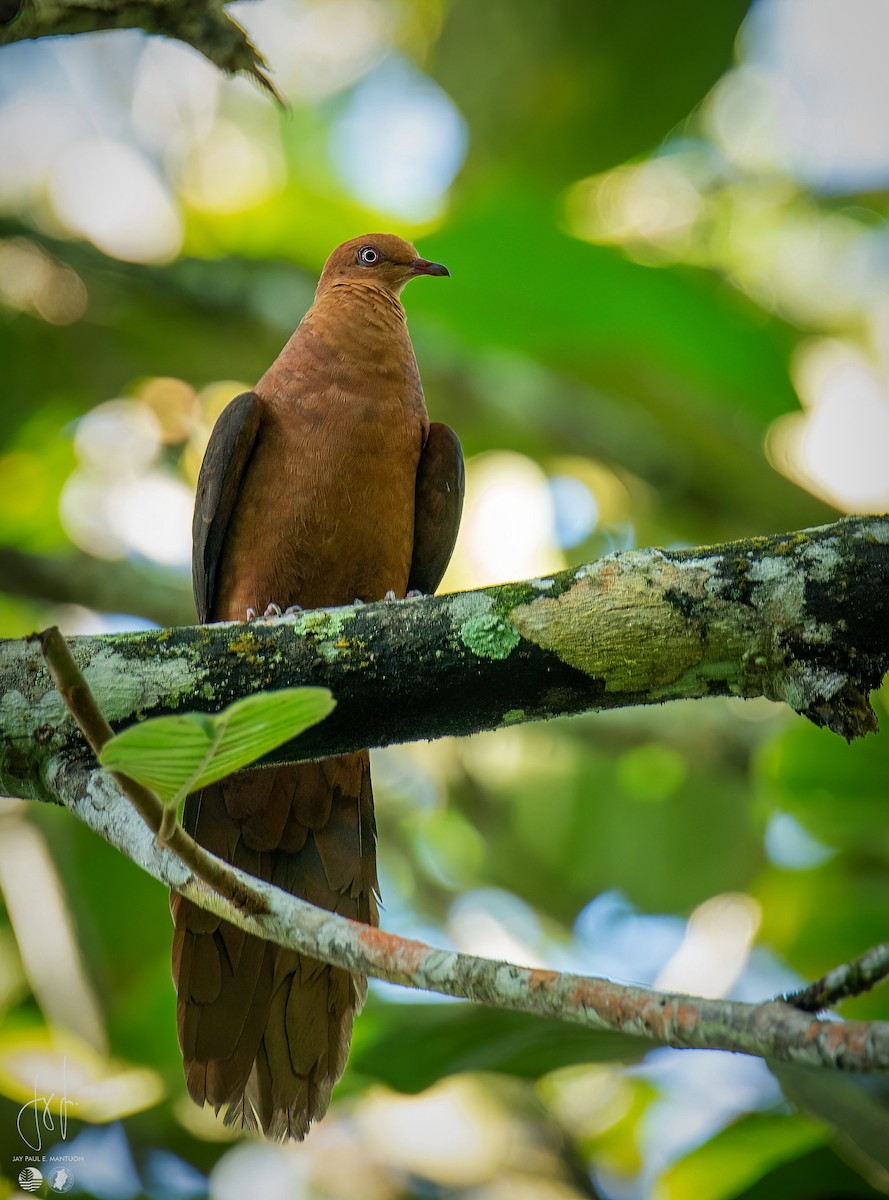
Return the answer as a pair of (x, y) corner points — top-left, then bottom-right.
(45, 753), (889, 1074)
(785, 942), (889, 1013)
(39, 626), (267, 915)
(0, 545), (193, 628)
(39, 625), (119, 753)
(4, 516), (889, 805)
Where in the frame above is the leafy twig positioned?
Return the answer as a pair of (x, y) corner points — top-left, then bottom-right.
(38, 625), (267, 914)
(785, 942), (889, 1012)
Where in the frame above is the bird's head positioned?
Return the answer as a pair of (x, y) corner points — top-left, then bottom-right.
(317, 234), (449, 297)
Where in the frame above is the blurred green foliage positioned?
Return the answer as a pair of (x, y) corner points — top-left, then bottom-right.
(1, 0), (888, 1197)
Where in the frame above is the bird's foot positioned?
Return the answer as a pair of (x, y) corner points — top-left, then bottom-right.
(245, 602), (299, 620)
(353, 598), (365, 606)
(381, 588), (425, 601)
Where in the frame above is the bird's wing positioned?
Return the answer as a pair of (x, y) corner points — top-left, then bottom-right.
(192, 391), (263, 622)
(408, 421), (465, 595)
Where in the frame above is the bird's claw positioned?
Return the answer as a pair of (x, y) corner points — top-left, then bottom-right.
(246, 602), (295, 619)
(284, 604), (302, 615)
(406, 589), (424, 599)
(353, 598), (365, 606)
(384, 589), (397, 602)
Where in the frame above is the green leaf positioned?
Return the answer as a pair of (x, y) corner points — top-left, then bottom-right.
(660, 1113), (827, 1200)
(733, 1145), (889, 1200)
(347, 1001), (651, 1095)
(756, 694), (889, 853)
(772, 1063), (889, 1177)
(431, 0), (749, 184)
(98, 688), (334, 804)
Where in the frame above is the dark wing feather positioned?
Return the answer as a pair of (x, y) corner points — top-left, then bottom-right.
(407, 422), (464, 595)
(192, 391), (262, 622)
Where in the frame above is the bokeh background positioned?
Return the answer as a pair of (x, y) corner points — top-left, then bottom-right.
(1, 0), (889, 1195)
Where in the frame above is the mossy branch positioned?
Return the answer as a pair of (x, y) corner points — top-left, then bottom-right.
(1, 515), (888, 804)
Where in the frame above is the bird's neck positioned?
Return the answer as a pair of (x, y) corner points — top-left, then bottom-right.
(257, 282), (418, 404)
(313, 280), (407, 334)
(300, 281), (412, 361)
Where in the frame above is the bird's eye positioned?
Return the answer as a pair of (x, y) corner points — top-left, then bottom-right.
(357, 246), (380, 265)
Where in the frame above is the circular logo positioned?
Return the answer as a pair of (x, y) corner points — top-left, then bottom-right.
(17, 1167), (43, 1192)
(47, 1166), (75, 1192)
(47, 1166), (75, 1195)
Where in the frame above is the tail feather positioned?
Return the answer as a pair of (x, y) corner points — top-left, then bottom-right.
(172, 751), (377, 1140)
(248, 1037), (276, 1133)
(192, 931), (268, 1062)
(264, 975), (297, 1098)
(219, 920), (247, 974)
(222, 1090), (258, 1134)
(206, 1028), (258, 1108)
(188, 931), (222, 1004)
(185, 1057), (208, 1107)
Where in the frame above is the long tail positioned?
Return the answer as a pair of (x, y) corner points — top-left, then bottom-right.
(171, 752), (378, 1140)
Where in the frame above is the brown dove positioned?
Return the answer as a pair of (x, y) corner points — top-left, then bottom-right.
(171, 234), (464, 1139)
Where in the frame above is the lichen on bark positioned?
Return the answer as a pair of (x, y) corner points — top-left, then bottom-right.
(510, 556), (705, 691)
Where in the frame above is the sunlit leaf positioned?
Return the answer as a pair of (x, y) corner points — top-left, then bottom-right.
(98, 688), (334, 804)
(0, 1026), (164, 1124)
(731, 1145), (889, 1200)
(660, 1113), (827, 1200)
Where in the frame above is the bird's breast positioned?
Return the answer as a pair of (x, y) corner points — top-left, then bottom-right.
(214, 317), (429, 617)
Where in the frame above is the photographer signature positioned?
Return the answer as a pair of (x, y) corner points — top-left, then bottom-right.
(16, 1059), (76, 1152)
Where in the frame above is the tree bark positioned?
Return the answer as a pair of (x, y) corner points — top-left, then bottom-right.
(2, 514), (887, 805)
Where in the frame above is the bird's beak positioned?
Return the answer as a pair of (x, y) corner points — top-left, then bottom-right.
(409, 258), (450, 277)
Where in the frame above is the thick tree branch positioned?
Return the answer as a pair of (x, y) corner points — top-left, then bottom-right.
(2, 515), (887, 804)
(0, 0), (281, 99)
(43, 753), (889, 1073)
